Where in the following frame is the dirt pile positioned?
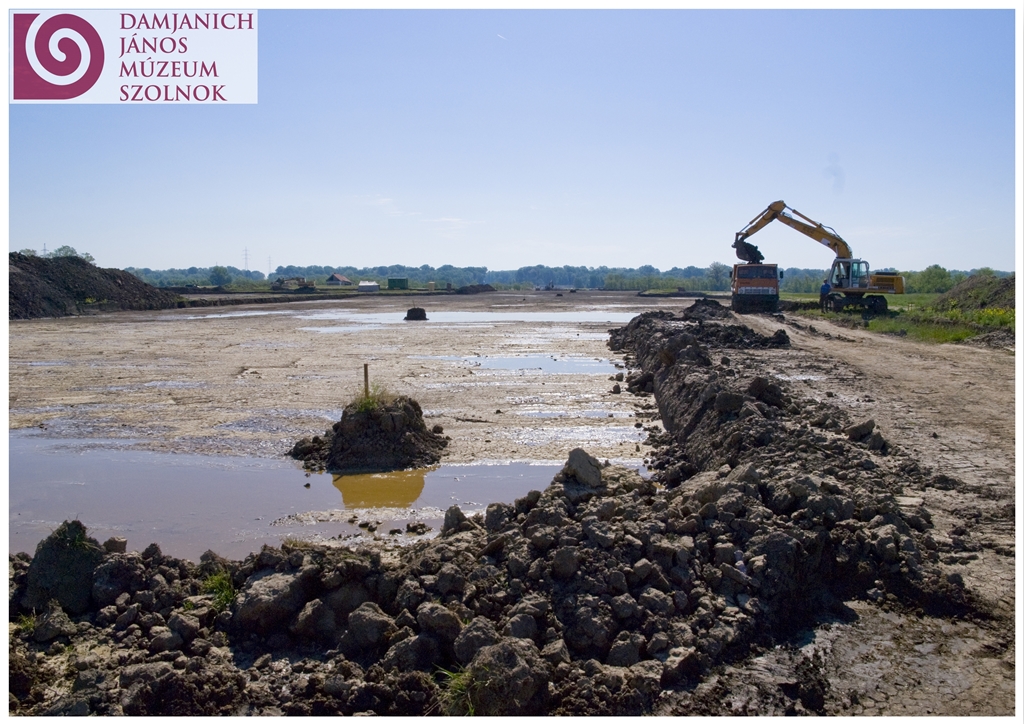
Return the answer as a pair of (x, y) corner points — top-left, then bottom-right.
(289, 396), (448, 474)
(932, 273), (1014, 312)
(455, 284), (496, 294)
(8, 253), (181, 320)
(609, 306), (978, 620)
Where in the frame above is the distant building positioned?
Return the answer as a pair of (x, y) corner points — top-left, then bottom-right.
(387, 278), (409, 290)
(326, 273), (353, 286)
(357, 280), (380, 292)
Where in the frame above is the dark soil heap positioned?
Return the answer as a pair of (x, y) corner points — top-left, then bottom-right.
(455, 284), (496, 294)
(289, 396), (448, 474)
(932, 273), (1015, 312)
(9, 302), (984, 716)
(8, 253), (181, 320)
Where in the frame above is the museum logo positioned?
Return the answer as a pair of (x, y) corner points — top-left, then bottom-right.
(13, 13), (104, 99)
(10, 9), (258, 104)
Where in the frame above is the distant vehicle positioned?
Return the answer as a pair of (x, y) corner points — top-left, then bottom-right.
(731, 200), (904, 313)
(272, 276), (316, 291)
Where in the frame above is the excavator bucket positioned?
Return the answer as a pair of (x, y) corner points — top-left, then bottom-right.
(732, 239), (764, 264)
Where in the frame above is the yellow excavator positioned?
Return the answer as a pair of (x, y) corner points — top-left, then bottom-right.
(731, 200), (904, 314)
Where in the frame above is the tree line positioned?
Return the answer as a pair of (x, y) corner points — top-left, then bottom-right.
(12, 247), (1010, 294)
(122, 262), (1009, 294)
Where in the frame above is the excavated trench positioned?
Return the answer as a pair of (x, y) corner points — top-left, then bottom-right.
(8, 302), (988, 716)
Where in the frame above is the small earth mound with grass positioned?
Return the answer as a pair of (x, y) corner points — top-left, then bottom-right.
(932, 273), (1014, 312)
(289, 393), (448, 474)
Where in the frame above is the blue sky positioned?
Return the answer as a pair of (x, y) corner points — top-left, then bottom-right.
(8, 8), (1018, 273)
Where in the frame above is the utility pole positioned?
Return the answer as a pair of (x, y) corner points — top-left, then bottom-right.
(268, 256), (272, 277)
(243, 247), (249, 271)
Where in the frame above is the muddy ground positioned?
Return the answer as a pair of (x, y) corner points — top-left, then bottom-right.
(7, 291), (1017, 715)
(8, 291), (675, 464)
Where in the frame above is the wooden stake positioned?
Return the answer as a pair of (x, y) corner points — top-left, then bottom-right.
(364, 363), (369, 396)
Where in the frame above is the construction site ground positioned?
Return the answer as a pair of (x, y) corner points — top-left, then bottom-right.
(7, 291), (1017, 714)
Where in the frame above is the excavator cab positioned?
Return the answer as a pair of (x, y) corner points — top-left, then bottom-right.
(829, 259), (870, 290)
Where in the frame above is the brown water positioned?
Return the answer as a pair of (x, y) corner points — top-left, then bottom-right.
(7, 432), (562, 561)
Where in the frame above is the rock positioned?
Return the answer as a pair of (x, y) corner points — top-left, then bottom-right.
(453, 617), (500, 665)
(22, 520), (105, 615)
(866, 430), (887, 451)
(551, 547), (580, 580)
(844, 418), (876, 441)
(442, 506), (468, 535)
(92, 554), (147, 608)
(324, 582), (370, 617)
(232, 570), (311, 635)
(33, 599), (78, 642)
(290, 599), (337, 640)
(611, 593), (638, 620)
(746, 376), (785, 407)
(477, 535), (506, 559)
(638, 587), (674, 616)
(103, 537), (127, 554)
(380, 633), (440, 672)
(416, 602), (462, 644)
(503, 613), (538, 640)
(148, 626), (183, 653)
(661, 646), (700, 685)
(466, 638), (551, 716)
(484, 503), (513, 532)
(347, 602), (396, 649)
(167, 611), (201, 643)
(562, 448), (603, 488)
(541, 638), (571, 665)
(404, 307), (427, 321)
(606, 632), (644, 667)
(714, 391), (745, 412)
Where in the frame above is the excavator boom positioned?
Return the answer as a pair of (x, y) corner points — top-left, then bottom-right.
(733, 200), (852, 260)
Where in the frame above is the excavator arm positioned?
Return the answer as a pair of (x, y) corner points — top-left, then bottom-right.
(733, 200), (853, 260)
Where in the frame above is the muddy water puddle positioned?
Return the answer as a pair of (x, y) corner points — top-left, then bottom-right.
(412, 353), (617, 375)
(8, 432), (561, 562)
(297, 309), (638, 334)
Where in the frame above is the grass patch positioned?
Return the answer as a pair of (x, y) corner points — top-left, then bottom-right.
(352, 382), (395, 413)
(16, 613), (36, 636)
(281, 536), (313, 551)
(435, 665), (477, 716)
(793, 300), (1012, 344)
(51, 520), (102, 553)
(202, 572), (237, 612)
(862, 316), (978, 343)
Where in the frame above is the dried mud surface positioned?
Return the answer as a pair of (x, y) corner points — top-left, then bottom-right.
(7, 294), (1017, 716)
(8, 291), (680, 464)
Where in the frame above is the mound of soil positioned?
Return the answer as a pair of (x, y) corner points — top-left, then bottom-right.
(404, 307), (428, 321)
(455, 284), (495, 294)
(778, 300), (819, 312)
(932, 273), (1015, 312)
(9, 253), (180, 320)
(289, 396), (448, 474)
(680, 298), (733, 321)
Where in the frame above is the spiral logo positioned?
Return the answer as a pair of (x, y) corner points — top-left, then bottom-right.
(13, 13), (105, 100)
